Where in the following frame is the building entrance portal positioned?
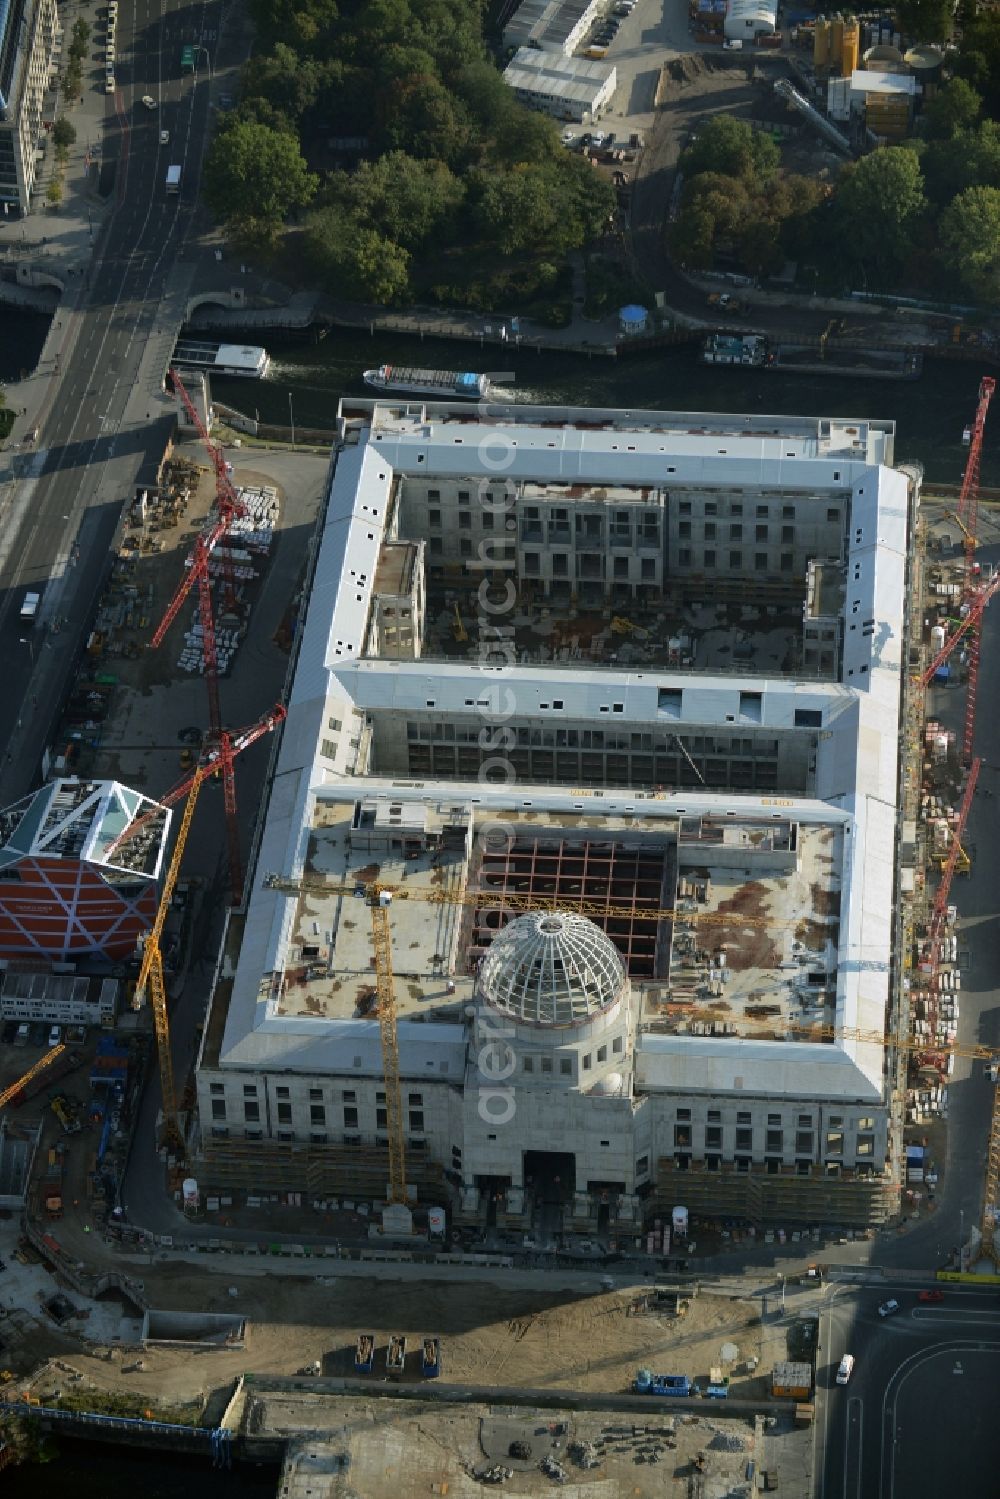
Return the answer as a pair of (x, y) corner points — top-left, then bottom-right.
(524, 1149), (576, 1207)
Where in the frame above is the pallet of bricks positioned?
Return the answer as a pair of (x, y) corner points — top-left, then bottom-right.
(176, 487), (278, 674)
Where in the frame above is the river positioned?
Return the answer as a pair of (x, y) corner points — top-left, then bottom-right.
(1, 1439), (278, 1497)
(2, 312), (994, 486)
(225, 331), (994, 489)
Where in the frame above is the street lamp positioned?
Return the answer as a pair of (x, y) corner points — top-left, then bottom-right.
(194, 45), (214, 82)
(289, 390), (296, 449)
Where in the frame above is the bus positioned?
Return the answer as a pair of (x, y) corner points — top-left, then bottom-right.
(181, 45), (195, 71)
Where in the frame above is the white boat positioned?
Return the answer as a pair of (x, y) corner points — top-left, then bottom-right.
(363, 365), (490, 400)
(172, 339), (271, 379)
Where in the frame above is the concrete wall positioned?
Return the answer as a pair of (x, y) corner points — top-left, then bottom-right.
(142, 1309), (247, 1347)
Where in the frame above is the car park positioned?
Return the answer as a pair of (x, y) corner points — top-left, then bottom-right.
(877, 1299), (900, 1318)
(918, 1289), (945, 1303)
(835, 1354), (855, 1385)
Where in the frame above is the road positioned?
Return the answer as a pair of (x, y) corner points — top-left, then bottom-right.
(0, 0), (222, 794)
(816, 1282), (1000, 1499)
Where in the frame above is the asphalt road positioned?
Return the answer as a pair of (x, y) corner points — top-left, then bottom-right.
(817, 1282), (1000, 1499)
(0, 0), (220, 791)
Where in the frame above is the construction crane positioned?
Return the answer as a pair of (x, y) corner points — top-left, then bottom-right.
(156, 367), (249, 904)
(370, 886), (406, 1205)
(981, 1082), (1000, 1264)
(920, 566), (1000, 689)
(134, 766), (210, 1156)
(917, 757), (980, 1075)
(105, 702), (286, 864)
(264, 871), (834, 935)
(0, 1046), (67, 1111)
(955, 376), (995, 593)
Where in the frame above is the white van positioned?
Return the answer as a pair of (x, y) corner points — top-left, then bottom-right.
(836, 1354), (855, 1385)
(19, 590), (40, 624)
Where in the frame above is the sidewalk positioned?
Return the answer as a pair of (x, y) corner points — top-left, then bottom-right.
(0, 0), (116, 451)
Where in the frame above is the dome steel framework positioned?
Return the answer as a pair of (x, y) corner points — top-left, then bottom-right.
(478, 911), (627, 1027)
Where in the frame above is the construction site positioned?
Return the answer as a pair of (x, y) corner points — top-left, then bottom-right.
(3, 385), (1000, 1493)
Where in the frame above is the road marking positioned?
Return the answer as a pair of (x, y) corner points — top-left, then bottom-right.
(843, 1396), (864, 1499)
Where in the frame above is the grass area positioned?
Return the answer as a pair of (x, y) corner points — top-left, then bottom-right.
(0, 408), (14, 443)
(47, 1388), (203, 1426)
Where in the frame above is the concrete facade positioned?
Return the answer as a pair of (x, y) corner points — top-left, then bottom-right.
(0, 0), (61, 215)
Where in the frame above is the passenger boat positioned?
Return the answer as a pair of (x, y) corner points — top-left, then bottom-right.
(172, 339), (271, 378)
(363, 365), (490, 399)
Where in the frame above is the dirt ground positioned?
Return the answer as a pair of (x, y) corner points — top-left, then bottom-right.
(15, 1272), (775, 1410)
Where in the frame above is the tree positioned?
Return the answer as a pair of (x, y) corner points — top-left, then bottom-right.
(918, 121), (1000, 206)
(203, 119), (318, 234)
(52, 117), (76, 150)
(834, 147), (925, 281)
(680, 116), (779, 184)
(46, 178), (63, 207)
(895, 0), (951, 40)
(924, 77), (981, 139)
(378, 76), (472, 163)
(304, 208), (411, 301)
(473, 167), (558, 253)
(348, 151), (464, 248)
(939, 184), (1000, 298)
(241, 43), (323, 123)
(247, 0), (339, 50)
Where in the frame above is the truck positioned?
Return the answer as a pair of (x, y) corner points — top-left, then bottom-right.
(355, 1333), (375, 1373)
(43, 1148), (64, 1219)
(707, 292), (745, 313)
(635, 1369), (693, 1396)
(166, 164), (182, 194)
(386, 1335), (406, 1375)
(422, 1336), (441, 1378)
(19, 591), (40, 625)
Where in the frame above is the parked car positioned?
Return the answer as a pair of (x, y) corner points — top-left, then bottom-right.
(47, 1025), (62, 1047)
(141, 95), (157, 110)
(918, 1289), (944, 1303)
(835, 1354), (855, 1385)
(159, 129), (169, 145)
(877, 1299), (900, 1319)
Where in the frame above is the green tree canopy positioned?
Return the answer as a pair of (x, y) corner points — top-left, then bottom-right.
(241, 43), (324, 123)
(924, 77), (981, 139)
(894, 0), (951, 41)
(680, 116), (779, 184)
(939, 184), (1000, 298)
(917, 120), (1000, 205)
(247, 0), (339, 50)
(834, 147), (926, 280)
(304, 208), (411, 301)
(378, 76), (473, 163)
(203, 119), (318, 236)
(342, 151), (464, 248)
(52, 117), (77, 150)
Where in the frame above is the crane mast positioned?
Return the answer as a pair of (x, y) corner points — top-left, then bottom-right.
(370, 888), (407, 1205)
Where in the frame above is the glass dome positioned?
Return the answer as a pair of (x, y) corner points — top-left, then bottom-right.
(478, 911), (627, 1028)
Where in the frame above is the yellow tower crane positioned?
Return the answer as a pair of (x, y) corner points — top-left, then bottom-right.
(0, 1045), (67, 1110)
(370, 886), (407, 1205)
(134, 766), (208, 1157)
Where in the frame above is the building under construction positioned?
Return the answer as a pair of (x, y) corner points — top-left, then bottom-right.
(193, 401), (917, 1230)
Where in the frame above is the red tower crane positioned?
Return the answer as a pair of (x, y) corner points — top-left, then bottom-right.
(954, 378), (994, 764)
(918, 756), (980, 1071)
(155, 368), (250, 903)
(105, 702), (287, 864)
(956, 376), (995, 594)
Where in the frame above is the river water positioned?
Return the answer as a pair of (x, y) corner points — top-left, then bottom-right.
(2, 311), (995, 485)
(1, 1439), (278, 1497)
(224, 331), (995, 488)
